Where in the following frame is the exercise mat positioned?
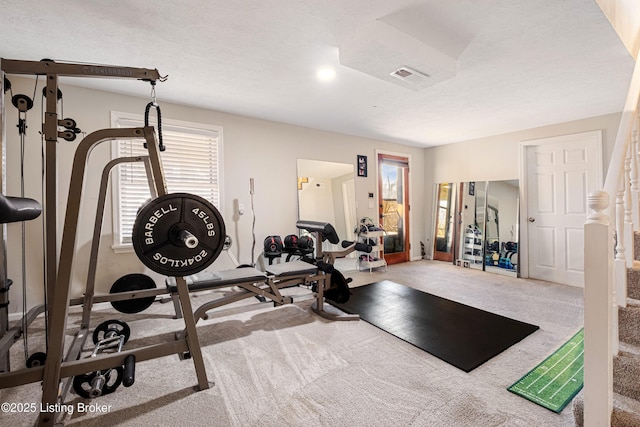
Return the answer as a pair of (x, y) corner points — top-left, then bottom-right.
(508, 329), (584, 413)
(333, 280), (539, 372)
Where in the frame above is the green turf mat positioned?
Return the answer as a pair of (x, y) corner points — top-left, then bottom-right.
(507, 329), (584, 413)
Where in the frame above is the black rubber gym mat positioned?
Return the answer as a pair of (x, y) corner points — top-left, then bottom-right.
(334, 280), (539, 372)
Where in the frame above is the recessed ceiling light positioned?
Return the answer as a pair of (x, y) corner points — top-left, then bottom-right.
(317, 68), (336, 81)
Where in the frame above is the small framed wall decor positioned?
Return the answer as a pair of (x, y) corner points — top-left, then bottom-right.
(357, 155), (367, 177)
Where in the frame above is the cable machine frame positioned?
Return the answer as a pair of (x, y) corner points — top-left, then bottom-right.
(0, 59), (211, 426)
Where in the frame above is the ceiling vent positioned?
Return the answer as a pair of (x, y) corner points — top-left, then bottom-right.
(339, 19), (458, 91)
(390, 66), (430, 85)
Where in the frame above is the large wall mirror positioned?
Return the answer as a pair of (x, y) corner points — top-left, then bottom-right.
(434, 180), (519, 277)
(296, 159), (357, 258)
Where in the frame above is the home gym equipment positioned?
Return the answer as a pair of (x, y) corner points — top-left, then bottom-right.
(164, 219), (370, 322)
(132, 192), (226, 277)
(165, 220), (364, 325)
(0, 193), (42, 372)
(282, 233), (314, 261)
(324, 270), (353, 304)
(0, 58), (218, 427)
(109, 274), (157, 314)
(283, 234), (298, 248)
(2, 74), (51, 371)
(293, 220), (364, 319)
(297, 235), (314, 252)
(281, 234), (317, 259)
(72, 319), (134, 399)
(98, 221), (363, 321)
(333, 280), (539, 373)
(263, 235), (283, 263)
(0, 59), (365, 427)
(92, 319), (131, 345)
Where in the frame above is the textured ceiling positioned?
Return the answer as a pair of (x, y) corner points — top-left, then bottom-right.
(0, 0), (634, 147)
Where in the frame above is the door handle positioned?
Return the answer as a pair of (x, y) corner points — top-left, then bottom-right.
(528, 217), (535, 222)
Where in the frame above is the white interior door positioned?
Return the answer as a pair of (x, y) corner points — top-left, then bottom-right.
(525, 131), (602, 287)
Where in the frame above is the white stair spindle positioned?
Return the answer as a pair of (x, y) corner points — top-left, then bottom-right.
(631, 117), (639, 231)
(615, 185), (627, 317)
(625, 154), (633, 269)
(616, 188), (625, 262)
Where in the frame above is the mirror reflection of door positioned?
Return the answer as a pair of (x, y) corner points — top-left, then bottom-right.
(377, 153), (410, 265)
(433, 182), (455, 262)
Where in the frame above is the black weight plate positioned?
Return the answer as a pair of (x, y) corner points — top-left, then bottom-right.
(72, 367), (124, 399)
(93, 319), (131, 345)
(132, 193), (226, 277)
(110, 274), (157, 314)
(26, 351), (47, 368)
(99, 367), (124, 396)
(325, 270), (351, 304)
(73, 371), (97, 399)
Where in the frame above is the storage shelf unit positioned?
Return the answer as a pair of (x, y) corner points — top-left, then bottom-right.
(357, 227), (387, 272)
(463, 228), (483, 265)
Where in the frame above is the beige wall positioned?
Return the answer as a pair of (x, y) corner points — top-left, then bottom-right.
(423, 112), (622, 258)
(3, 76), (425, 313)
(2, 75), (624, 313)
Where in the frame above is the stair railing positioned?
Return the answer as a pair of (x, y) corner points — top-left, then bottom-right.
(584, 55), (640, 426)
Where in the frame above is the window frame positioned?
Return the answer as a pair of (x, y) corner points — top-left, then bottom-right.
(110, 111), (224, 252)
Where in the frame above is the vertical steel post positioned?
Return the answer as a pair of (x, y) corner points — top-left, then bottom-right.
(43, 73), (59, 348)
(38, 128), (150, 426)
(0, 70), (9, 373)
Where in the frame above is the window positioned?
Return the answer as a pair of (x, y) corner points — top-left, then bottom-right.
(111, 111), (222, 250)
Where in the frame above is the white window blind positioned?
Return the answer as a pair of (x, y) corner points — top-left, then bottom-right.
(111, 112), (222, 248)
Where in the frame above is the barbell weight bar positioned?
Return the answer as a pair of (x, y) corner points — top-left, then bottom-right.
(132, 193), (226, 277)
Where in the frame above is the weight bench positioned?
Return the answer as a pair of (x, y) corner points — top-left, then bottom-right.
(165, 260), (319, 321)
(167, 220), (362, 325)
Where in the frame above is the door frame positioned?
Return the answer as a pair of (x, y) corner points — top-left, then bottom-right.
(376, 150), (412, 264)
(518, 130), (603, 280)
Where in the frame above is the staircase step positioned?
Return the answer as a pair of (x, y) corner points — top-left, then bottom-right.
(612, 393), (640, 426)
(618, 341), (640, 355)
(634, 231), (640, 262)
(619, 301), (640, 346)
(573, 392), (640, 426)
(627, 266), (640, 300)
(615, 343), (640, 401)
(572, 391), (583, 426)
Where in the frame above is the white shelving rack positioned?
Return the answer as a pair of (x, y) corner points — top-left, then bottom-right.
(356, 218), (387, 272)
(463, 227), (483, 266)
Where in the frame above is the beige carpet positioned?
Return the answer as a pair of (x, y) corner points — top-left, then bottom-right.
(0, 260), (583, 426)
